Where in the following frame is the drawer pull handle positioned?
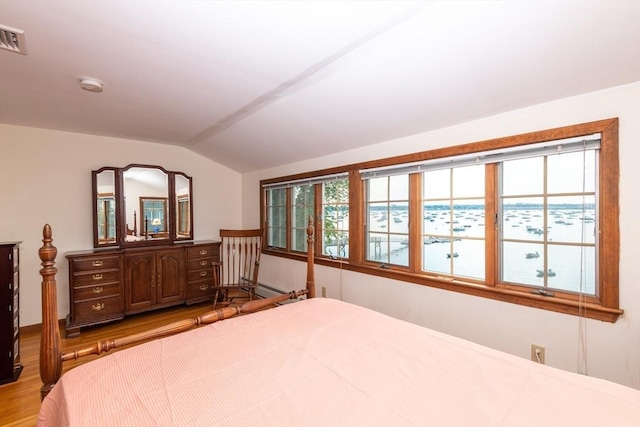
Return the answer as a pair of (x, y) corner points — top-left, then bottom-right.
(92, 274), (103, 281)
(199, 284), (209, 291)
(91, 303), (105, 312)
(199, 249), (208, 255)
(200, 260), (208, 266)
(92, 286), (103, 294)
(92, 260), (103, 267)
(200, 271), (208, 277)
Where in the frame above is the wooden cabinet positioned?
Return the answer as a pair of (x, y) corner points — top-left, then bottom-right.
(66, 241), (218, 336)
(185, 243), (219, 304)
(0, 242), (23, 384)
(124, 248), (185, 314)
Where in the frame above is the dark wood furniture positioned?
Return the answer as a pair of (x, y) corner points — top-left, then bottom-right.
(39, 223), (314, 399)
(212, 229), (263, 309)
(0, 241), (23, 384)
(65, 240), (220, 337)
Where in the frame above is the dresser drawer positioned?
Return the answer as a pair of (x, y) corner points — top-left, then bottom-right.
(73, 282), (120, 301)
(73, 295), (122, 322)
(187, 268), (214, 282)
(72, 269), (121, 287)
(187, 280), (215, 297)
(186, 245), (219, 259)
(187, 257), (215, 271)
(72, 255), (121, 272)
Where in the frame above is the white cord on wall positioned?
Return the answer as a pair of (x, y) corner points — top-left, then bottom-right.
(577, 142), (589, 376)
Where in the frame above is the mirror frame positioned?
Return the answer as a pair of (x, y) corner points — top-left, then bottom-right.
(174, 172), (193, 240)
(92, 164), (193, 248)
(92, 167), (120, 247)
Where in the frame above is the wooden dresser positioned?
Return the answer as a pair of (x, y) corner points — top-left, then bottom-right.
(0, 242), (23, 384)
(66, 241), (219, 337)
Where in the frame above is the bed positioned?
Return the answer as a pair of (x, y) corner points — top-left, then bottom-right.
(37, 223), (640, 426)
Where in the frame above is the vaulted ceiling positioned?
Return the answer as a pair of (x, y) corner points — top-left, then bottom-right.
(1, 1), (638, 172)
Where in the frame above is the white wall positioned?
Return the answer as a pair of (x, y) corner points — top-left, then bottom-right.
(242, 82), (640, 389)
(0, 125), (243, 326)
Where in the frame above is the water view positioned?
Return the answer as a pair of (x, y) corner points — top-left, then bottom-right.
(325, 204), (596, 295)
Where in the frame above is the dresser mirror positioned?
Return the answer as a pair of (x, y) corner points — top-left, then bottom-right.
(93, 168), (118, 246)
(174, 173), (192, 239)
(92, 164), (193, 247)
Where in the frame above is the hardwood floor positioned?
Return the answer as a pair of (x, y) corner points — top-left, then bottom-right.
(0, 298), (248, 426)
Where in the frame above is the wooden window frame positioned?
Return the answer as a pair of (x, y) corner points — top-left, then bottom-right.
(260, 118), (621, 322)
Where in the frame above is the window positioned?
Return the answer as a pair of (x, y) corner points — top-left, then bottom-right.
(260, 119), (620, 322)
(322, 179), (349, 259)
(422, 165), (485, 280)
(500, 150), (597, 295)
(266, 188), (286, 249)
(366, 175), (409, 267)
(263, 173), (349, 255)
(292, 184), (314, 252)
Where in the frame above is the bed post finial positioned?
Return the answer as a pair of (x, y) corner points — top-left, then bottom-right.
(306, 216), (316, 298)
(39, 224), (62, 400)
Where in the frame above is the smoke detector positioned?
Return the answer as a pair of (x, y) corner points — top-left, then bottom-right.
(79, 78), (104, 93)
(0, 24), (27, 55)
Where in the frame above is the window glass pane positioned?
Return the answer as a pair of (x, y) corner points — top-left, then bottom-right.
(502, 197), (545, 241)
(548, 150), (596, 193)
(452, 165), (484, 198)
(368, 202), (388, 233)
(389, 175), (408, 200)
(547, 195), (596, 244)
(423, 203), (447, 235)
(389, 202), (408, 233)
(423, 237), (485, 279)
(547, 245), (596, 294)
(368, 177), (388, 202)
(452, 200), (485, 239)
(502, 157), (543, 196)
(503, 243), (595, 293)
(452, 239), (485, 280)
(269, 227), (286, 248)
(269, 187), (286, 205)
(322, 179), (349, 259)
(423, 168), (449, 199)
(502, 241), (543, 286)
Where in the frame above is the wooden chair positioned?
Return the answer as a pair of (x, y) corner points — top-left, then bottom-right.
(212, 229), (263, 309)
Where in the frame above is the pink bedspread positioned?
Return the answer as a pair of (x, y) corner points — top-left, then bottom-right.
(38, 298), (639, 426)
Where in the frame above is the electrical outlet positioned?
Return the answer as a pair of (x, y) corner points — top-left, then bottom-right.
(321, 286), (327, 297)
(531, 344), (545, 364)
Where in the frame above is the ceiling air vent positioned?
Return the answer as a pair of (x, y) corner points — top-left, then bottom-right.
(0, 24), (27, 55)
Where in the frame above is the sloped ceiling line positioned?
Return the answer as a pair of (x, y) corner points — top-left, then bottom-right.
(187, 1), (435, 147)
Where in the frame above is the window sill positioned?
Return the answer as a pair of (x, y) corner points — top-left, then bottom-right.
(263, 249), (623, 323)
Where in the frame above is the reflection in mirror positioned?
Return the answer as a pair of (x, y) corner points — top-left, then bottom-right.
(175, 174), (191, 239)
(95, 169), (116, 245)
(140, 197), (168, 237)
(123, 167), (169, 242)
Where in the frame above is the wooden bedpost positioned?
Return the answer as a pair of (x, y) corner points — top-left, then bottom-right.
(306, 217), (316, 298)
(39, 224), (62, 400)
